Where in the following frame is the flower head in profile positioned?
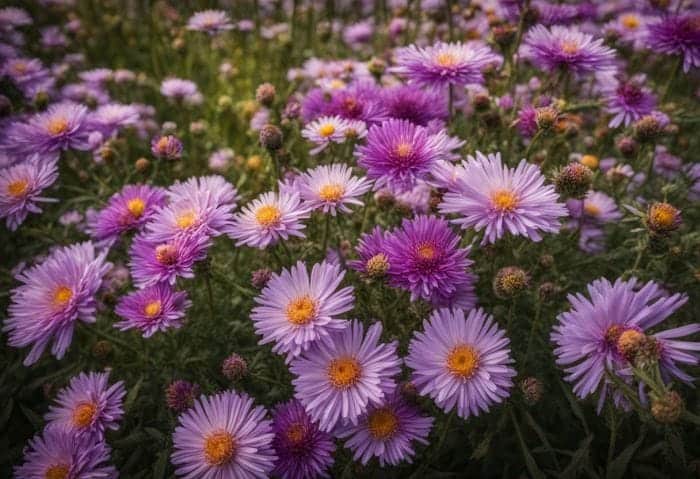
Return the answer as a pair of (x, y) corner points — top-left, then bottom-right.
(252, 261), (354, 361)
(301, 115), (350, 154)
(186, 10), (233, 34)
(392, 41), (502, 88)
(151, 135), (183, 160)
(600, 74), (656, 128)
(0, 155), (58, 231)
(271, 399), (335, 479)
(298, 164), (371, 216)
(569, 191), (621, 226)
(160, 77), (202, 105)
(347, 226), (390, 278)
(171, 390), (276, 479)
(45, 371), (126, 440)
(129, 232), (211, 287)
(406, 308), (516, 419)
(646, 15), (700, 73)
(382, 84), (448, 127)
(4, 242), (111, 366)
(291, 320), (401, 432)
(115, 283), (191, 337)
(440, 152), (568, 244)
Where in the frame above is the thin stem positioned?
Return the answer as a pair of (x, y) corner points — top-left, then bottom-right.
(83, 325), (153, 365)
(446, 0), (455, 41)
(204, 268), (215, 321)
(661, 56), (682, 103)
(321, 214), (331, 253)
(524, 298), (541, 367)
(523, 129), (543, 160)
(448, 83), (454, 122)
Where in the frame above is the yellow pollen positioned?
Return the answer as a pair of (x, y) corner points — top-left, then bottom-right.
(329, 79), (346, 90)
(436, 52), (457, 67)
(72, 402), (97, 428)
(52, 286), (73, 307)
(255, 204), (281, 227)
(156, 136), (170, 151)
(416, 242), (436, 260)
(561, 41), (579, 55)
(649, 203), (677, 229)
(446, 345), (479, 379)
(144, 300), (162, 318)
(605, 325), (623, 344)
(328, 356), (362, 389)
(13, 61), (28, 74)
(285, 422), (307, 445)
(621, 14), (640, 29)
(285, 296), (317, 325)
(491, 189), (518, 212)
(203, 431), (236, 466)
(47, 117), (69, 136)
(176, 210), (196, 229)
(367, 408), (399, 440)
(617, 329), (644, 359)
(7, 179), (29, 197)
(126, 198), (146, 218)
(580, 154), (599, 169)
(155, 244), (177, 265)
(395, 142), (413, 158)
(318, 123), (336, 137)
(583, 202), (601, 217)
(319, 183), (344, 202)
(44, 464), (70, 479)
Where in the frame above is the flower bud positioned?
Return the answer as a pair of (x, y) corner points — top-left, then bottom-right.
(251, 268), (273, 289)
(616, 136), (638, 158)
(535, 106), (559, 131)
(554, 163), (593, 199)
(472, 93), (491, 112)
(367, 57), (386, 77)
(633, 115), (663, 143)
(222, 353), (248, 381)
(151, 135), (183, 160)
(165, 380), (200, 413)
(259, 124), (283, 151)
(283, 100), (301, 120)
(493, 266), (529, 299)
(538, 254), (554, 269)
(646, 202), (681, 235)
(92, 340), (112, 360)
(365, 253), (389, 278)
(651, 391), (683, 424)
(538, 282), (559, 300)
(135, 157), (150, 172)
(579, 154), (599, 170)
(255, 82), (276, 107)
(520, 377), (543, 405)
(246, 154), (263, 171)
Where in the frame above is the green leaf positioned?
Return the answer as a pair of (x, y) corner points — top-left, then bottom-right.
(0, 398), (13, 430)
(510, 409), (546, 479)
(124, 377), (143, 411)
(18, 403), (43, 429)
(561, 435), (593, 479)
(558, 380), (590, 435)
(152, 450), (168, 479)
(607, 427), (646, 479)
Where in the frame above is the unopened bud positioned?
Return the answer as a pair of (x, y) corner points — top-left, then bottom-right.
(221, 353), (248, 381)
(554, 163), (593, 199)
(255, 82), (276, 107)
(493, 266), (529, 299)
(616, 136), (638, 158)
(251, 268), (273, 289)
(259, 124), (283, 151)
(651, 391), (683, 424)
(535, 106), (559, 131)
(520, 377), (543, 405)
(646, 202), (681, 235)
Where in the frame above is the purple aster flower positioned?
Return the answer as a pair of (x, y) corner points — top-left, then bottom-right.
(151, 134), (183, 160)
(298, 164), (371, 215)
(653, 145), (683, 179)
(1, 57), (52, 98)
(603, 12), (649, 49)
(567, 191), (622, 226)
(355, 119), (452, 190)
(115, 283), (191, 337)
(79, 68), (112, 84)
(271, 399), (335, 479)
(301, 115), (350, 154)
(167, 174), (239, 208)
(336, 389), (433, 466)
(515, 104), (538, 139)
(0, 7), (32, 28)
(646, 15), (700, 73)
(4, 242), (111, 366)
(186, 10), (233, 34)
(14, 428), (116, 479)
(166, 380), (200, 413)
(601, 74), (656, 128)
(551, 277), (691, 404)
(343, 20), (374, 49)
(171, 390), (276, 479)
(383, 215), (477, 310)
(521, 25), (617, 75)
(687, 163), (700, 201)
(382, 84), (448, 127)
(0, 155), (58, 231)
(325, 82), (388, 125)
(406, 308), (516, 419)
(347, 226), (390, 277)
(208, 147), (234, 172)
(88, 103), (140, 137)
(228, 190), (310, 249)
(87, 184), (167, 247)
(439, 151), (568, 244)
(290, 320), (401, 432)
(251, 261), (353, 361)
(160, 77), (202, 105)
(392, 41), (502, 88)
(45, 371), (126, 440)
(129, 232), (211, 287)
(4, 102), (91, 157)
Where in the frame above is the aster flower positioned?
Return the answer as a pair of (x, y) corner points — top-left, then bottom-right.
(129, 232), (211, 287)
(271, 399), (335, 479)
(301, 115), (350, 154)
(355, 119), (453, 190)
(382, 84), (448, 126)
(290, 320), (401, 432)
(646, 15), (700, 73)
(326, 82), (388, 125)
(0, 155), (58, 231)
(160, 77), (202, 105)
(336, 390), (433, 466)
(551, 277), (692, 404)
(383, 215), (477, 310)
(229, 190), (310, 249)
(392, 41), (502, 88)
(252, 261), (354, 361)
(45, 371), (126, 440)
(406, 308), (516, 419)
(601, 74), (656, 128)
(297, 164), (371, 215)
(14, 428), (116, 479)
(0, 7), (32, 28)
(4, 242), (111, 366)
(347, 226), (390, 277)
(186, 10), (233, 34)
(1, 57), (52, 98)
(171, 390), (276, 479)
(151, 135), (183, 160)
(521, 25), (617, 75)
(87, 184), (167, 247)
(604, 12), (649, 49)
(166, 380), (200, 413)
(439, 152), (568, 244)
(88, 103), (140, 137)
(115, 283), (191, 337)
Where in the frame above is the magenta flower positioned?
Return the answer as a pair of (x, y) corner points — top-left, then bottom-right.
(129, 232), (211, 287)
(0, 155), (58, 231)
(115, 283), (192, 337)
(646, 15), (700, 73)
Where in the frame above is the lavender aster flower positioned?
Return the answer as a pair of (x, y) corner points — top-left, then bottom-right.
(406, 308), (516, 419)
(0, 7), (32, 28)
(160, 77), (202, 104)
(347, 226), (390, 277)
(290, 320), (401, 432)
(336, 390), (433, 466)
(271, 399), (335, 479)
(0, 155), (58, 230)
(89, 103), (140, 137)
(601, 75), (656, 128)
(186, 10), (233, 34)
(383, 84), (448, 126)
(45, 371), (126, 440)
(298, 164), (371, 216)
(301, 115), (350, 154)
(171, 390), (276, 479)
(115, 283), (191, 337)
(4, 242), (111, 365)
(151, 135), (183, 160)
(129, 232), (211, 287)
(646, 15), (700, 73)
(439, 152), (568, 244)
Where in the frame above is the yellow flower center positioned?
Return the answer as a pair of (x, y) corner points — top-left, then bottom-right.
(72, 402), (97, 428)
(52, 286), (73, 307)
(580, 154), (599, 169)
(7, 179), (29, 197)
(446, 344), (479, 379)
(583, 203), (601, 217)
(144, 300), (162, 318)
(605, 325), (623, 344)
(327, 356), (362, 389)
(329, 79), (346, 90)
(155, 244), (177, 265)
(246, 155), (262, 171)
(255, 204), (281, 227)
(12, 61), (27, 74)
(176, 210), (196, 229)
(491, 189), (518, 212)
(394, 142), (413, 158)
(617, 329), (644, 359)
(366, 253), (389, 276)
(156, 136), (170, 151)
(127, 198), (146, 218)
(367, 408), (399, 440)
(203, 431), (236, 466)
(649, 203), (677, 229)
(285, 296), (317, 325)
(44, 464), (70, 479)
(621, 14), (640, 29)
(318, 123), (336, 137)
(416, 242), (437, 261)
(561, 41), (579, 55)
(319, 183), (344, 202)
(47, 117), (69, 136)
(436, 52), (457, 67)
(285, 422), (307, 445)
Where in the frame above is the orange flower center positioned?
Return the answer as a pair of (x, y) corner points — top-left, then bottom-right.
(255, 205), (281, 227)
(416, 242), (437, 261)
(367, 408), (399, 440)
(156, 136), (170, 151)
(155, 244), (177, 265)
(561, 41), (579, 55)
(203, 431), (236, 466)
(13, 61), (28, 74)
(52, 286), (73, 307)
(285, 296), (317, 325)
(583, 203), (601, 217)
(47, 117), (69, 136)
(318, 123), (336, 137)
(436, 52), (457, 67)
(446, 344), (479, 379)
(285, 422), (307, 445)
(176, 209), (197, 229)
(580, 154), (599, 169)
(7, 179), (29, 197)
(72, 401), (97, 428)
(621, 14), (640, 29)
(319, 183), (344, 202)
(649, 203), (677, 229)
(127, 198), (146, 218)
(44, 464), (70, 479)
(144, 300), (162, 318)
(328, 356), (362, 389)
(491, 189), (518, 212)
(394, 142), (413, 158)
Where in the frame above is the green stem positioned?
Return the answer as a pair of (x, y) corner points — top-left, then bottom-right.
(321, 214), (331, 253)
(524, 298), (541, 367)
(523, 129), (543, 160)
(661, 56), (682, 103)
